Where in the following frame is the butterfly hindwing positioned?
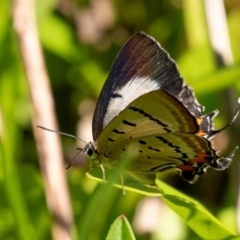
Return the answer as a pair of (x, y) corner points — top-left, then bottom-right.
(95, 90), (230, 184)
(109, 133), (218, 184)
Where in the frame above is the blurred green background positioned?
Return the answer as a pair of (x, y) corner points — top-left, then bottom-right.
(1, 0), (240, 239)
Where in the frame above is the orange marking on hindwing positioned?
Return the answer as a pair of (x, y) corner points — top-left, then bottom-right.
(190, 155), (209, 164)
(178, 165), (195, 171)
(195, 117), (207, 136)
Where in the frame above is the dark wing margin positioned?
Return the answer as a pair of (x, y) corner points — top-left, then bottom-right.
(92, 32), (203, 141)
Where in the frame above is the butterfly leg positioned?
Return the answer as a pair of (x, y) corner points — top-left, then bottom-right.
(98, 161), (106, 182)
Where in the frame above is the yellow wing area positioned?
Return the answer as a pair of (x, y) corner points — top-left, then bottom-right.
(97, 90), (199, 154)
(95, 90), (225, 184)
(104, 133), (216, 184)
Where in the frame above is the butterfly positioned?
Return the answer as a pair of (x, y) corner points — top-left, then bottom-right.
(84, 32), (240, 185)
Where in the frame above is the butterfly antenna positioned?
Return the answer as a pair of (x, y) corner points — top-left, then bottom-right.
(37, 125), (87, 170)
(37, 125), (87, 144)
(65, 147), (83, 170)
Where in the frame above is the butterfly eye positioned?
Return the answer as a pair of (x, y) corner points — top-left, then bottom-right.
(84, 142), (97, 158)
(86, 148), (93, 157)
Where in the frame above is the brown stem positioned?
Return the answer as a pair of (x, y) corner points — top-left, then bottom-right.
(12, 0), (73, 239)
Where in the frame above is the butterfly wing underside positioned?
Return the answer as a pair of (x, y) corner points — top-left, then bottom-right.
(96, 90), (225, 184)
(89, 32), (240, 185)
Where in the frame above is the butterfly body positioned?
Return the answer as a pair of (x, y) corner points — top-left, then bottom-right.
(85, 32), (239, 185)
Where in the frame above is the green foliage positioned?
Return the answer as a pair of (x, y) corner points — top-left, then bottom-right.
(106, 215), (136, 240)
(87, 169), (240, 239)
(1, 0), (240, 239)
(156, 180), (240, 240)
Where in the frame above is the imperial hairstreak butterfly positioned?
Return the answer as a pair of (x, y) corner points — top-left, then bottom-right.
(82, 32), (240, 185)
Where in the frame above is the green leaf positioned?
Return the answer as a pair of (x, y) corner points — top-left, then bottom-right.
(38, 14), (80, 61)
(86, 169), (161, 197)
(106, 215), (135, 240)
(0, 54), (36, 240)
(87, 169), (240, 239)
(156, 179), (240, 240)
(193, 65), (240, 94)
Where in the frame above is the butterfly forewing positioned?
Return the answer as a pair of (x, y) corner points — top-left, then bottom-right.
(93, 32), (203, 141)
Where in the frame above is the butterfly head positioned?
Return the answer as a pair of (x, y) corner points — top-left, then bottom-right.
(84, 142), (99, 167)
